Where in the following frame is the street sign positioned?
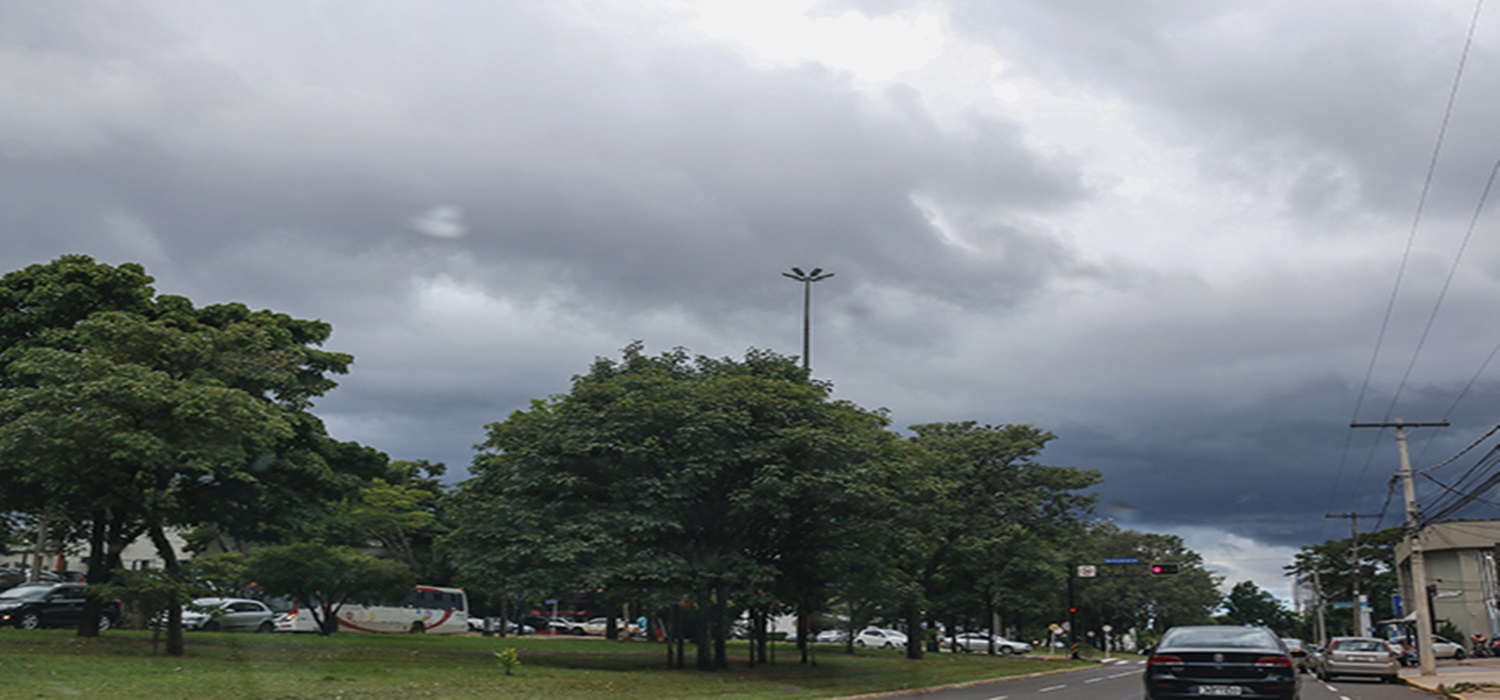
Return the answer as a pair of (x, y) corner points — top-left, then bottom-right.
(1077, 565), (1097, 578)
(1103, 557), (1140, 565)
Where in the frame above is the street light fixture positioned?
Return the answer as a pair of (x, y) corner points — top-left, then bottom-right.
(781, 267), (834, 371)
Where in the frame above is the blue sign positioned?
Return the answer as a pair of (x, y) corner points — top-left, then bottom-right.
(1103, 557), (1141, 565)
(1392, 593), (1402, 617)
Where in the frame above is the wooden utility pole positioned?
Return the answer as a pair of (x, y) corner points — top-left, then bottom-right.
(1352, 418), (1448, 676)
(1325, 512), (1381, 636)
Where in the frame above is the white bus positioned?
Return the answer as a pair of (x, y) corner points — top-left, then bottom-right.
(274, 585), (469, 634)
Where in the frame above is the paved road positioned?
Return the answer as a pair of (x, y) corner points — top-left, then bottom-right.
(890, 659), (1438, 699)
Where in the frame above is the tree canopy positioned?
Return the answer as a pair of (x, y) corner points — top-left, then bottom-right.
(0, 256), (381, 654)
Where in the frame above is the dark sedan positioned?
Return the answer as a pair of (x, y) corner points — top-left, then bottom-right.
(1145, 625), (1301, 699)
(0, 582), (121, 630)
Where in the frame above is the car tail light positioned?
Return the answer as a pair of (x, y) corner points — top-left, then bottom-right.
(1148, 654), (1185, 666)
(1255, 656), (1294, 668)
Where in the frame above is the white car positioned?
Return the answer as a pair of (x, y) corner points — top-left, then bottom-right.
(180, 597), (276, 632)
(1431, 635), (1468, 659)
(950, 632), (1032, 654)
(853, 627), (908, 649)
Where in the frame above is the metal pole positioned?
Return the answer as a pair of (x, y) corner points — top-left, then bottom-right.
(781, 268), (833, 371)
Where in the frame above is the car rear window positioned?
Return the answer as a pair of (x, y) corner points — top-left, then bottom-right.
(1162, 627), (1277, 649)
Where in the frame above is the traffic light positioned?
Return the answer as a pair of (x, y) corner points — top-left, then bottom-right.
(1150, 563), (1181, 576)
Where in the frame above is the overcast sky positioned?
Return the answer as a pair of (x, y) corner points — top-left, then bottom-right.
(6, 0), (1500, 604)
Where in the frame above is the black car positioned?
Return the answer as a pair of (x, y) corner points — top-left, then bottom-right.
(1145, 625), (1301, 699)
(0, 582), (121, 630)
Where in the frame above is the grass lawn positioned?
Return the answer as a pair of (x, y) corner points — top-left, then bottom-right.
(1, 629), (1095, 699)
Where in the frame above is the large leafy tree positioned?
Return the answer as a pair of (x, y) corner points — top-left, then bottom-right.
(883, 422), (1101, 659)
(0, 256), (362, 653)
(444, 343), (894, 670)
(1218, 580), (1297, 635)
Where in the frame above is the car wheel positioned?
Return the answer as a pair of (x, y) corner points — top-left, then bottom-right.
(1456, 649), (1467, 660)
(203, 621), (221, 632)
(855, 639), (866, 648)
(1384, 675), (1400, 684)
(256, 621), (274, 633)
(98, 615), (112, 632)
(18, 611), (41, 630)
(1000, 646), (1015, 655)
(409, 621), (426, 634)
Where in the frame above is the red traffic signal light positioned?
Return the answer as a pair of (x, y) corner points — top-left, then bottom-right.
(1150, 563), (1181, 576)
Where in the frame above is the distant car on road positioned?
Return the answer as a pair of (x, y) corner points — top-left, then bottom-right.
(950, 632), (1032, 654)
(1314, 636), (1400, 684)
(0, 582), (120, 631)
(1431, 635), (1467, 659)
(853, 627), (908, 649)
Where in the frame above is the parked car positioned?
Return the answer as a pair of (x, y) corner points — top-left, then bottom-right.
(853, 627), (908, 649)
(1387, 634), (1467, 662)
(1431, 634), (1467, 659)
(1144, 625), (1300, 699)
(581, 617), (623, 636)
(466, 617), (535, 634)
(950, 632), (1032, 654)
(1281, 638), (1312, 672)
(815, 629), (849, 644)
(0, 567), (61, 590)
(0, 582), (120, 630)
(1314, 636), (1400, 683)
(179, 597), (276, 632)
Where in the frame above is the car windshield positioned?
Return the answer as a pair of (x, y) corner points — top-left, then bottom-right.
(1161, 627), (1277, 649)
(0, 586), (51, 601)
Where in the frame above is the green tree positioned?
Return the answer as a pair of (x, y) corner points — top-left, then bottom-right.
(336, 460), (450, 582)
(1285, 528), (1401, 637)
(883, 422), (1101, 659)
(244, 543), (416, 635)
(0, 256), (361, 651)
(444, 343), (894, 670)
(1218, 580), (1296, 635)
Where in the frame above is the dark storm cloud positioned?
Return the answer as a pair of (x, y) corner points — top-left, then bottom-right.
(8, 0), (1500, 597)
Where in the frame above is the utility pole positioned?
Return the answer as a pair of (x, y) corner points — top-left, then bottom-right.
(781, 267), (833, 371)
(1325, 511), (1380, 636)
(1313, 569), (1327, 647)
(1352, 418), (1448, 676)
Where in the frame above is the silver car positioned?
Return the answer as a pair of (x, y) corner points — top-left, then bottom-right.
(950, 632), (1032, 654)
(1315, 636), (1400, 683)
(181, 597), (276, 632)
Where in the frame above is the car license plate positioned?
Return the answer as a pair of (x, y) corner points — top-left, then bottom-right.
(1197, 686), (1243, 696)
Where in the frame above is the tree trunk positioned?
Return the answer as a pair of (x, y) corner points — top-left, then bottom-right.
(695, 591), (712, 671)
(904, 599), (923, 660)
(77, 513), (107, 638)
(145, 520), (185, 657)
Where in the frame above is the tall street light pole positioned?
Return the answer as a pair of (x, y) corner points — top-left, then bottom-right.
(782, 267), (833, 371)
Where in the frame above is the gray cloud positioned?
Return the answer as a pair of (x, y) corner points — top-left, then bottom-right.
(6, 0), (1500, 599)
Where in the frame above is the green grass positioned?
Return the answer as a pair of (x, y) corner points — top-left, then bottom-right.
(1, 629), (1093, 699)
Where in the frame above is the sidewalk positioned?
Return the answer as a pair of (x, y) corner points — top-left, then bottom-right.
(1401, 656), (1500, 698)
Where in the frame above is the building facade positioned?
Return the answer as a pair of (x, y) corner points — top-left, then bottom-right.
(1394, 520), (1500, 642)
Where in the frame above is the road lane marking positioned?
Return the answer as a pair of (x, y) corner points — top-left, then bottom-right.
(1084, 677), (1102, 684)
(1038, 685), (1067, 692)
